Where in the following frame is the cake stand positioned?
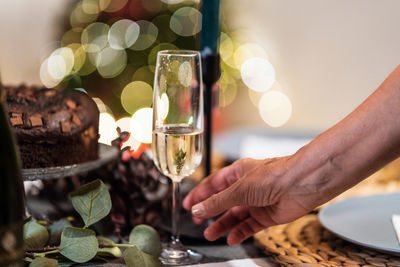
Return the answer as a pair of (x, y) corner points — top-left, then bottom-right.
(22, 143), (119, 181)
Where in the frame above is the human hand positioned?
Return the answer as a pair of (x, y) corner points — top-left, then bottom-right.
(185, 65), (400, 246)
(183, 156), (324, 246)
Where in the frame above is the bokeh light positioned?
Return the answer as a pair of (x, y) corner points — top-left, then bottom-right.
(130, 107), (153, 143)
(62, 28), (83, 46)
(82, 0), (99, 15)
(129, 20), (158, 51)
(48, 47), (75, 80)
(108, 19), (140, 50)
(241, 57), (275, 92)
(40, 58), (61, 88)
(121, 81), (153, 114)
(81, 22), (110, 53)
(219, 33), (234, 62)
(94, 45), (127, 78)
(40, 47), (75, 88)
(99, 0), (128, 13)
(77, 53), (97, 76)
(132, 66), (154, 85)
(178, 61), (192, 87)
(66, 43), (87, 72)
(234, 43), (268, 69)
(161, 0), (184, 4)
(170, 7), (202, 36)
(148, 43), (178, 67)
(156, 93), (169, 123)
(116, 117), (131, 132)
(99, 112), (118, 145)
(258, 91), (292, 127)
(121, 134), (142, 151)
(218, 72), (237, 107)
(70, 2), (99, 28)
(249, 81), (285, 107)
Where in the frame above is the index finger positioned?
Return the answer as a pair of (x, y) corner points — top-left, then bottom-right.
(183, 161), (244, 211)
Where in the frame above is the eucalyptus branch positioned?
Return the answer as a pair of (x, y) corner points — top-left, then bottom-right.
(25, 246), (60, 253)
(24, 247), (61, 258)
(24, 243), (133, 259)
(34, 249), (60, 258)
(99, 243), (133, 248)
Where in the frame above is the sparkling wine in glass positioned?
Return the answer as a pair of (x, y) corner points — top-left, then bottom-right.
(152, 50), (203, 265)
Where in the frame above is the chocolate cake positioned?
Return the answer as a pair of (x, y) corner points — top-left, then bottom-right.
(5, 85), (99, 168)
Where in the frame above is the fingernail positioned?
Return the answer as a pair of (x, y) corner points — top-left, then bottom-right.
(191, 203), (205, 217)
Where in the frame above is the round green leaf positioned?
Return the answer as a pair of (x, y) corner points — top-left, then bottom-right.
(69, 179), (112, 227)
(24, 221), (49, 249)
(129, 225), (162, 257)
(60, 227), (98, 263)
(123, 246), (162, 267)
(29, 257), (60, 267)
(47, 219), (72, 246)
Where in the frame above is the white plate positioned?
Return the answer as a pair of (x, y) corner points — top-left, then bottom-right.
(319, 193), (400, 255)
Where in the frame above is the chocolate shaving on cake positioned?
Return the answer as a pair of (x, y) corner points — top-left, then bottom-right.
(60, 121), (72, 133)
(65, 100), (77, 110)
(72, 115), (81, 126)
(45, 90), (57, 97)
(29, 115), (43, 127)
(10, 116), (23, 126)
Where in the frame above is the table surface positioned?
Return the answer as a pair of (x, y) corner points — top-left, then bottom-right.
(73, 240), (277, 266)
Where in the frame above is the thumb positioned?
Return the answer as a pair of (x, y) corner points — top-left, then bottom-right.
(191, 182), (243, 219)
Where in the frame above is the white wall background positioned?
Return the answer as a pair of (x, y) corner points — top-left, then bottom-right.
(0, 0), (69, 85)
(222, 0), (400, 133)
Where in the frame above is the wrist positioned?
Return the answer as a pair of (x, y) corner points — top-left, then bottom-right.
(287, 140), (346, 207)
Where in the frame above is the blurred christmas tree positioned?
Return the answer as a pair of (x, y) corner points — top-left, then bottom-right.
(43, 0), (200, 119)
(40, 0), (266, 145)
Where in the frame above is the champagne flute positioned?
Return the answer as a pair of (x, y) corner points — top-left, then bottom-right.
(152, 50), (203, 265)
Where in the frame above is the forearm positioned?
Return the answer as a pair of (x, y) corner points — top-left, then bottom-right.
(292, 65), (400, 205)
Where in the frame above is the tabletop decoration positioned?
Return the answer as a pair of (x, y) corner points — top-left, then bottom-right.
(255, 215), (400, 267)
(23, 179), (164, 267)
(27, 130), (170, 240)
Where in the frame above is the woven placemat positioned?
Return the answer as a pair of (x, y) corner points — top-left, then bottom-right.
(254, 215), (400, 267)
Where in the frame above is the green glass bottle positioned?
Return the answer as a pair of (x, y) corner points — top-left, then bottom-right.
(0, 82), (24, 266)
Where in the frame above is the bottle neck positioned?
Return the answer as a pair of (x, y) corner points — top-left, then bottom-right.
(0, 88), (25, 226)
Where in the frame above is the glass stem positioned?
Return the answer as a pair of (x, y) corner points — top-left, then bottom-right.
(171, 181), (182, 249)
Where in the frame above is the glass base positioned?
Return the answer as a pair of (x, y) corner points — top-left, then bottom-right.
(160, 247), (202, 266)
